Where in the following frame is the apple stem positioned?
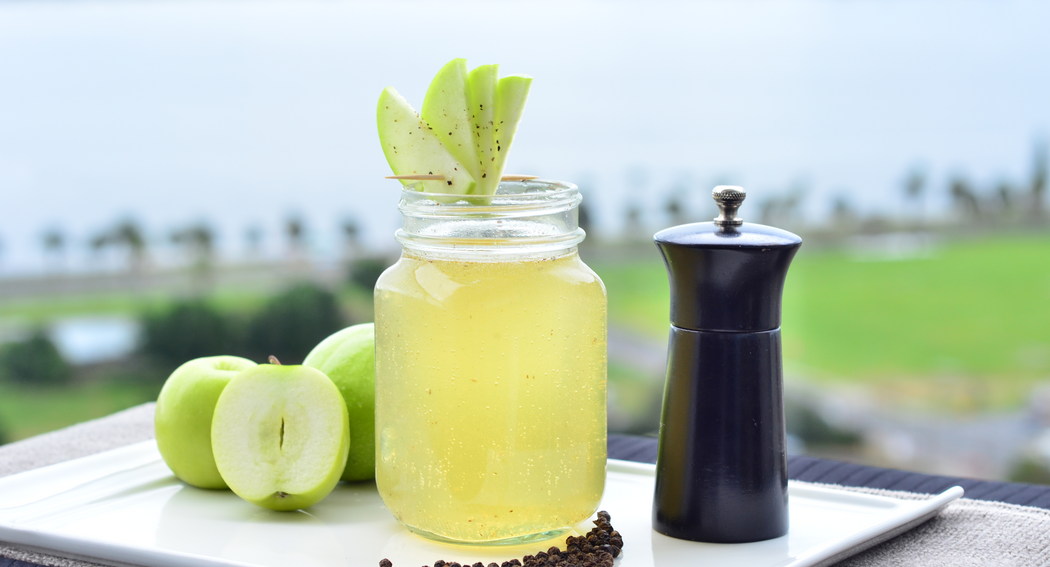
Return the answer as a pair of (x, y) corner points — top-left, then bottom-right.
(268, 355), (282, 365)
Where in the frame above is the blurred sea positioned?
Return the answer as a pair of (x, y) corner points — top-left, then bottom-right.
(1, 0), (1048, 275)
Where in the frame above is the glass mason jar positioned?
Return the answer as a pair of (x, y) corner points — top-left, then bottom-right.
(374, 179), (608, 545)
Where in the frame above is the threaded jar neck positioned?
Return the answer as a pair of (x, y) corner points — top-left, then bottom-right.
(395, 180), (586, 260)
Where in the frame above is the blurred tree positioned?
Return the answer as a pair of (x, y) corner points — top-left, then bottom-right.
(242, 283), (347, 364)
(623, 202), (644, 239)
(347, 256), (391, 292)
(664, 193), (686, 227)
(1030, 139), (1047, 224)
(830, 193), (857, 233)
(170, 223), (215, 263)
(340, 217), (360, 244)
(139, 300), (243, 371)
(88, 231), (112, 262)
(112, 218), (148, 273)
(573, 174), (596, 242)
(0, 329), (73, 386)
(781, 182), (809, 229)
(902, 166), (927, 227)
(948, 176), (982, 221)
(40, 226), (67, 270)
(753, 183), (809, 229)
(89, 217), (149, 273)
(284, 213), (308, 263)
(664, 174), (692, 226)
(339, 216), (361, 262)
(995, 180), (1017, 220)
(244, 224), (264, 258)
(171, 221), (217, 294)
(757, 198), (776, 225)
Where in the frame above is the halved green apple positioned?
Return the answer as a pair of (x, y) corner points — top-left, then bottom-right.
(211, 361), (349, 511)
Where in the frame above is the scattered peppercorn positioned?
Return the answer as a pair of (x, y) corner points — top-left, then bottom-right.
(378, 511), (623, 567)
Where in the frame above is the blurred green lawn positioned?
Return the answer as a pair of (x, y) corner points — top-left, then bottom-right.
(0, 378), (159, 441)
(595, 233), (1050, 410)
(2, 233), (1048, 442)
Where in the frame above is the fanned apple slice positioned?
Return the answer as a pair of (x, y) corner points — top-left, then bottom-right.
(490, 75), (533, 191)
(377, 86), (476, 194)
(467, 64), (499, 195)
(420, 58), (478, 182)
(377, 60), (533, 197)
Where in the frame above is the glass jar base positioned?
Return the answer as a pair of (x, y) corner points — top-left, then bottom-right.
(402, 523), (570, 547)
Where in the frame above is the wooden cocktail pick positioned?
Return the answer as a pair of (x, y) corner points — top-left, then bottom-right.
(385, 174), (538, 181)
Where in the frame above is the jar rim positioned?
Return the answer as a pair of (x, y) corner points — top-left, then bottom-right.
(394, 178), (586, 258)
(397, 179), (580, 213)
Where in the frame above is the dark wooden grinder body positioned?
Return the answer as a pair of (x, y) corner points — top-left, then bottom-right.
(652, 187), (802, 543)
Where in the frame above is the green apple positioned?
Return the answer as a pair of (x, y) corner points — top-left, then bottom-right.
(154, 355), (258, 489)
(377, 86), (476, 194)
(211, 360), (350, 511)
(303, 322), (375, 482)
(377, 59), (533, 197)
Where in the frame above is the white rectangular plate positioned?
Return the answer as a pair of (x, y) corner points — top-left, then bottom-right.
(0, 441), (962, 567)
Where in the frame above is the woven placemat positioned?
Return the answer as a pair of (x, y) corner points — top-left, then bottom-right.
(2, 404), (1049, 567)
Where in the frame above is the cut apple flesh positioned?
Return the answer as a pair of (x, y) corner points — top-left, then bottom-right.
(377, 87), (476, 194)
(420, 59), (478, 181)
(467, 64), (498, 195)
(491, 75), (532, 191)
(211, 364), (349, 511)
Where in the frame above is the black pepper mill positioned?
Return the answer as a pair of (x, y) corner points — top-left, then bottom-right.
(652, 186), (802, 543)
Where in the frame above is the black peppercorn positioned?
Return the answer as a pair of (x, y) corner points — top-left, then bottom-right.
(379, 512), (622, 567)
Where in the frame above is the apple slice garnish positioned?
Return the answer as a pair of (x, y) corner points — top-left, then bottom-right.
(420, 59), (478, 183)
(377, 59), (532, 197)
(377, 86), (476, 194)
(490, 74), (532, 192)
(467, 63), (498, 195)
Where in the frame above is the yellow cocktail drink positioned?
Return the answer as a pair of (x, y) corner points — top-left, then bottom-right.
(374, 251), (607, 543)
(375, 181), (609, 546)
